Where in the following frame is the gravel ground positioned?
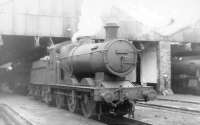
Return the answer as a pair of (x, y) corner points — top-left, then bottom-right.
(0, 92), (105, 125)
(135, 94), (200, 125)
(0, 115), (7, 125)
(136, 99), (200, 125)
(135, 105), (200, 125)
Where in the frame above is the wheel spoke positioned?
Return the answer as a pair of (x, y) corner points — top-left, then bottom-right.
(81, 94), (96, 118)
(67, 90), (77, 112)
(56, 94), (65, 108)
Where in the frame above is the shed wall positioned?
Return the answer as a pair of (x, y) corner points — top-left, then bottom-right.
(0, 0), (82, 37)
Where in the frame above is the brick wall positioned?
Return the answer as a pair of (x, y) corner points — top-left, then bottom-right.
(157, 41), (173, 94)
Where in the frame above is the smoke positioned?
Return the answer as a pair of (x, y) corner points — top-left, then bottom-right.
(72, 0), (112, 42)
(73, 0), (200, 42)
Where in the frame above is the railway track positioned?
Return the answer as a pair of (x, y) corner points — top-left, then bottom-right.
(0, 104), (32, 125)
(157, 98), (200, 105)
(96, 115), (151, 125)
(137, 102), (200, 115)
(0, 103), (150, 125)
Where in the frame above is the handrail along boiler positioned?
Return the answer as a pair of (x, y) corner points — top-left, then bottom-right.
(29, 23), (156, 118)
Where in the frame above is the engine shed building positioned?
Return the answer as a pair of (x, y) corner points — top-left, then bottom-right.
(0, 0), (83, 93)
(98, 7), (200, 96)
(133, 41), (172, 95)
(129, 21), (200, 96)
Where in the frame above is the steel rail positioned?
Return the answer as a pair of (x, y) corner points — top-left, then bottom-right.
(137, 103), (200, 115)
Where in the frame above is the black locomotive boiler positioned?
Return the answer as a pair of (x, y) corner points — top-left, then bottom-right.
(29, 23), (156, 118)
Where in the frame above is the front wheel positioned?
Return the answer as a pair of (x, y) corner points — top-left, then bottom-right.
(81, 94), (96, 118)
(67, 90), (78, 113)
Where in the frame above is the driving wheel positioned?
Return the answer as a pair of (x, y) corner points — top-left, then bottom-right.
(67, 90), (77, 112)
(81, 94), (96, 118)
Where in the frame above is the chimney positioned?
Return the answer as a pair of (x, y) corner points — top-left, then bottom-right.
(104, 23), (119, 40)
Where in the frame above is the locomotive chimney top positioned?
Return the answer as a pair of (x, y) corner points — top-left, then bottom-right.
(104, 23), (119, 40)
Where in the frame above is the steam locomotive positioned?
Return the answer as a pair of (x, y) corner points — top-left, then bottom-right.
(28, 23), (156, 118)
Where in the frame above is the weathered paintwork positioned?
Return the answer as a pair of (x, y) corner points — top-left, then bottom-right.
(59, 39), (137, 77)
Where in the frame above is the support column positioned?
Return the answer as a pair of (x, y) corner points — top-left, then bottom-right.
(0, 35), (4, 46)
(157, 41), (173, 95)
(34, 36), (40, 47)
